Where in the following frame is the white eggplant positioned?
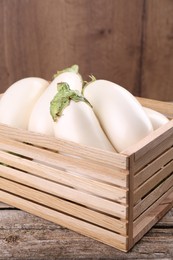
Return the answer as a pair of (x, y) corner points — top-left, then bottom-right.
(50, 82), (115, 152)
(0, 77), (49, 129)
(83, 79), (153, 152)
(28, 65), (83, 135)
(143, 107), (169, 130)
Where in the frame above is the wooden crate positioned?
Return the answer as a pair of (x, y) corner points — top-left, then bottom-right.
(0, 98), (173, 252)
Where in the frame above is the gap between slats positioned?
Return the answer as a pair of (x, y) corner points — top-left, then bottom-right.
(0, 190), (128, 252)
(0, 137), (128, 188)
(133, 186), (173, 230)
(133, 136), (173, 173)
(0, 124), (128, 169)
(0, 150), (128, 202)
(0, 165), (128, 219)
(133, 174), (173, 220)
(134, 160), (173, 204)
(122, 120), (173, 173)
(133, 192), (173, 245)
(134, 120), (173, 161)
(134, 147), (173, 189)
(0, 177), (128, 236)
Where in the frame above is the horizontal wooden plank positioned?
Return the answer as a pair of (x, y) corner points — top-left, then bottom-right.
(122, 119), (173, 161)
(134, 138), (172, 173)
(133, 187), (173, 230)
(0, 150), (128, 202)
(0, 190), (128, 252)
(1, 178), (127, 235)
(134, 147), (173, 189)
(124, 121), (173, 173)
(0, 166), (128, 219)
(133, 192), (173, 246)
(134, 122), (173, 162)
(0, 123), (128, 169)
(133, 174), (173, 220)
(0, 135), (129, 188)
(134, 160), (173, 204)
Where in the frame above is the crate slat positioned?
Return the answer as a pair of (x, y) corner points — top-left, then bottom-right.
(0, 150), (128, 203)
(134, 160), (173, 204)
(134, 138), (172, 173)
(0, 124), (128, 169)
(122, 120), (173, 172)
(133, 174), (173, 220)
(134, 147), (173, 189)
(0, 136), (128, 188)
(0, 165), (128, 219)
(133, 186), (173, 231)
(133, 192), (173, 245)
(1, 178), (127, 235)
(0, 190), (128, 252)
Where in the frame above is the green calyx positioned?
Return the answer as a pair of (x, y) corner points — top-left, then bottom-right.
(50, 82), (92, 122)
(53, 64), (79, 79)
(82, 74), (96, 94)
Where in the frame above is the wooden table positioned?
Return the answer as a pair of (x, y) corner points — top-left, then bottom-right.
(0, 203), (173, 260)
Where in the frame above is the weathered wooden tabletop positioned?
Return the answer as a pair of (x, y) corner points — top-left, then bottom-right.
(0, 203), (172, 260)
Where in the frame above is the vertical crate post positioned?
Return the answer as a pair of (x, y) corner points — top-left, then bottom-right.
(127, 153), (135, 250)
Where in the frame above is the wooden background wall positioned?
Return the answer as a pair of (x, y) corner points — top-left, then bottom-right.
(0, 0), (173, 101)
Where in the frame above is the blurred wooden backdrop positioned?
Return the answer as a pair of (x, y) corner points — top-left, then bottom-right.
(0, 0), (173, 101)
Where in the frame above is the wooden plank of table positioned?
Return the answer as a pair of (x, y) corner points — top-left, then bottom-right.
(0, 207), (172, 259)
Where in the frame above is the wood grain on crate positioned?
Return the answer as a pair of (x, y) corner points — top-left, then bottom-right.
(0, 135), (129, 251)
(0, 190), (128, 251)
(0, 180), (127, 235)
(0, 123), (128, 170)
(0, 97), (173, 252)
(0, 126), (130, 250)
(133, 192), (173, 246)
(127, 122), (172, 249)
